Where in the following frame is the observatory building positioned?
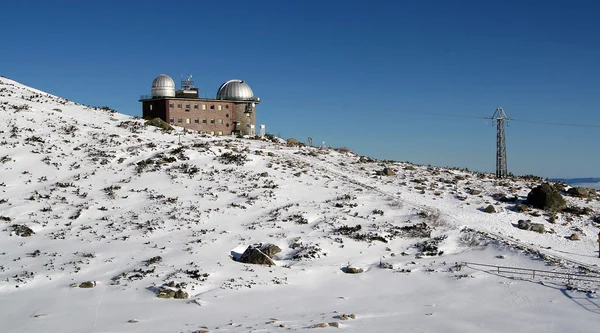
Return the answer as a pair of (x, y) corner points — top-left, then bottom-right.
(139, 74), (260, 136)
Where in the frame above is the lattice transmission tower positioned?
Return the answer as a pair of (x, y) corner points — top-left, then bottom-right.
(491, 107), (509, 178)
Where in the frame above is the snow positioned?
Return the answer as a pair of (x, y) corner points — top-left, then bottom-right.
(1, 76), (599, 332)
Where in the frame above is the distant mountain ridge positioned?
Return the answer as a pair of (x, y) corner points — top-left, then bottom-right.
(550, 177), (600, 184)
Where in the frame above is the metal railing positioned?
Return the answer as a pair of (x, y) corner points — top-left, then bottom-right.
(463, 262), (600, 284)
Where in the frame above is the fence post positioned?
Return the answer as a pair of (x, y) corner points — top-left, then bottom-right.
(532, 270), (535, 279)
(498, 266), (500, 274)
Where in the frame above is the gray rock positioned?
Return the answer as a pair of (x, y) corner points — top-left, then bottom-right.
(517, 219), (531, 230)
(174, 289), (189, 299)
(238, 246), (275, 266)
(260, 244), (281, 259)
(343, 266), (363, 274)
(514, 204), (530, 212)
(531, 223), (545, 234)
(567, 187), (589, 198)
(79, 281), (96, 288)
(484, 205), (496, 213)
(569, 233), (580, 241)
(328, 322), (340, 328)
(10, 224), (34, 237)
(470, 189), (482, 195)
(382, 167), (396, 176)
(526, 183), (567, 211)
(157, 288), (175, 299)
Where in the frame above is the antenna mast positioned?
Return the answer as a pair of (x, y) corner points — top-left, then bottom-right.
(492, 107), (509, 178)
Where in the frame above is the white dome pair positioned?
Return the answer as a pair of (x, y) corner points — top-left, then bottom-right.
(150, 74), (257, 101)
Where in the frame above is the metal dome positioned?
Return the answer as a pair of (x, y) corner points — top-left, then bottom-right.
(216, 79), (255, 101)
(151, 74), (176, 98)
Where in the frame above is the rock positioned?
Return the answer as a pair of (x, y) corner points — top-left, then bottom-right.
(259, 172), (269, 177)
(127, 319), (139, 323)
(470, 189), (482, 195)
(569, 233), (580, 241)
(338, 314), (356, 320)
(382, 167), (395, 176)
(342, 266), (363, 274)
(79, 281), (96, 288)
(531, 223), (545, 234)
(157, 288), (176, 299)
(517, 219), (531, 230)
(514, 204), (530, 212)
(526, 183), (567, 211)
(174, 289), (189, 299)
(144, 117), (174, 131)
(567, 187), (589, 198)
(10, 224), (34, 237)
(238, 246), (275, 265)
(328, 322), (340, 328)
(484, 205), (496, 213)
(312, 323), (328, 328)
(260, 244), (281, 259)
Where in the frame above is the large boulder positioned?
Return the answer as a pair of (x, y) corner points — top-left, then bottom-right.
(260, 244), (281, 258)
(484, 205), (496, 213)
(238, 246), (275, 266)
(567, 187), (589, 198)
(530, 223), (545, 234)
(526, 183), (567, 211)
(517, 219), (531, 230)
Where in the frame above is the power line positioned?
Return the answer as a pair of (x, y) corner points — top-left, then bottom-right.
(400, 110), (600, 128)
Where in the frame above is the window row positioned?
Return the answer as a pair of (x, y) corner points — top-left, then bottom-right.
(169, 118), (229, 126)
(169, 103), (229, 110)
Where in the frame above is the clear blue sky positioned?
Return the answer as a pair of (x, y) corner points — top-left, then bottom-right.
(2, 0), (599, 178)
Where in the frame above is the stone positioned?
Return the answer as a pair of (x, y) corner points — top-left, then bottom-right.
(526, 183), (567, 211)
(10, 224), (34, 237)
(567, 187), (589, 198)
(259, 172), (269, 177)
(174, 289), (189, 299)
(145, 117), (174, 131)
(342, 266), (363, 274)
(517, 219), (531, 230)
(79, 281), (96, 288)
(530, 223), (545, 234)
(470, 189), (482, 195)
(484, 205), (496, 213)
(382, 167), (396, 176)
(328, 322), (340, 328)
(569, 233), (580, 241)
(311, 323), (328, 328)
(514, 204), (530, 212)
(157, 288), (176, 299)
(238, 246), (275, 266)
(260, 244), (282, 259)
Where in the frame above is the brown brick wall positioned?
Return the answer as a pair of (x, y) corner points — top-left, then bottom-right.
(141, 98), (257, 136)
(166, 99), (235, 135)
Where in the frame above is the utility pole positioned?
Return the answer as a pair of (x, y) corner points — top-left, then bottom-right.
(491, 107), (509, 178)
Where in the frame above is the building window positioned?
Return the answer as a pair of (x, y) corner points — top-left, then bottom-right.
(177, 118), (182, 123)
(149, 104), (153, 111)
(210, 105), (215, 110)
(177, 104), (182, 108)
(202, 119), (207, 124)
(194, 104), (198, 109)
(186, 118), (190, 124)
(194, 119), (199, 124)
(218, 119), (223, 124)
(217, 105), (222, 110)
(225, 105), (229, 109)
(210, 119), (215, 124)
(202, 104), (206, 110)
(210, 131), (214, 135)
(226, 123), (230, 127)
(217, 131), (222, 136)
(186, 104), (190, 109)
(225, 113), (229, 118)
(169, 103), (174, 109)
(169, 118), (174, 123)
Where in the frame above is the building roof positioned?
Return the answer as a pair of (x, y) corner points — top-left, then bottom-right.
(216, 79), (256, 101)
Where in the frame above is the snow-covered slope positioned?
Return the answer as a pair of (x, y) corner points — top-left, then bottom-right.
(1, 76), (599, 333)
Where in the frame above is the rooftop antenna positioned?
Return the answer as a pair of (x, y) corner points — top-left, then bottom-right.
(491, 107), (509, 178)
(181, 74), (194, 90)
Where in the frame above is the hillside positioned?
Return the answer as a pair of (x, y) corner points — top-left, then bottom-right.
(1, 76), (599, 333)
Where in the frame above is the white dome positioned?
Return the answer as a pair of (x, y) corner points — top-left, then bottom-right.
(216, 79), (255, 101)
(151, 74), (176, 98)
